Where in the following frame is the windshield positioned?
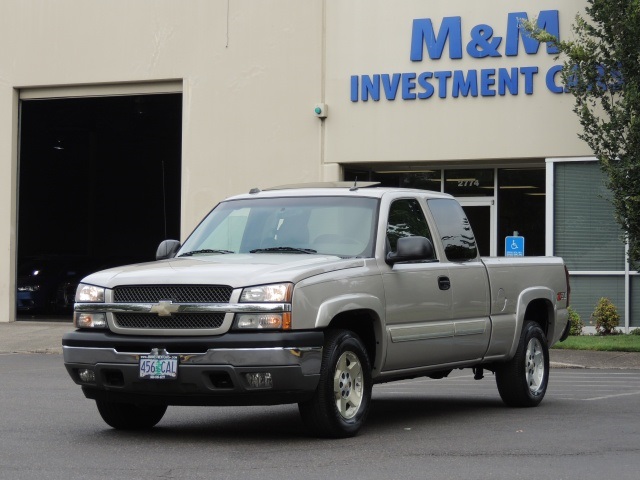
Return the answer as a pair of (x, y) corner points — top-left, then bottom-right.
(179, 196), (379, 258)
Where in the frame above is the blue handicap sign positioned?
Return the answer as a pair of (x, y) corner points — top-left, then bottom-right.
(505, 236), (525, 257)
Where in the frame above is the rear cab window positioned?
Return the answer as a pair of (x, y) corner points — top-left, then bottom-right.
(427, 198), (479, 261)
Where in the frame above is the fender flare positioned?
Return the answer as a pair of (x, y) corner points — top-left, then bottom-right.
(314, 293), (386, 374)
(507, 287), (556, 359)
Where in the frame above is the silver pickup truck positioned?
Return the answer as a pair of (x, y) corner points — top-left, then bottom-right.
(62, 183), (571, 437)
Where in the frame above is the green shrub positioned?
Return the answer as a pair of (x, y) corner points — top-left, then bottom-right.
(630, 328), (640, 336)
(592, 297), (620, 335)
(568, 306), (584, 335)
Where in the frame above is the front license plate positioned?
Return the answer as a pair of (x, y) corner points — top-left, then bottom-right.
(139, 354), (178, 380)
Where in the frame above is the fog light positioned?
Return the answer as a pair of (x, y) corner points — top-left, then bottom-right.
(244, 372), (273, 388)
(78, 369), (96, 383)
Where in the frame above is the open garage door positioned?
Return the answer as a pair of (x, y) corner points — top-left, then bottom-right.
(17, 90), (182, 318)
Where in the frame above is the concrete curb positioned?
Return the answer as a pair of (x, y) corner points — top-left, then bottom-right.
(549, 362), (586, 369)
(0, 321), (73, 355)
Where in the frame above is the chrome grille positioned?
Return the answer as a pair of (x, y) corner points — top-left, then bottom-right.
(114, 313), (225, 330)
(113, 285), (233, 303)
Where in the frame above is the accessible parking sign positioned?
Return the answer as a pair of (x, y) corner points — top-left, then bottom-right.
(505, 236), (525, 257)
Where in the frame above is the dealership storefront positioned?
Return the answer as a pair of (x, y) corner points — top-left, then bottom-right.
(343, 160), (637, 330)
(0, 0), (636, 329)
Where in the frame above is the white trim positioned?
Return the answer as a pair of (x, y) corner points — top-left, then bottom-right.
(545, 160), (554, 256)
(19, 80), (183, 100)
(458, 197), (497, 257)
(625, 242), (630, 333)
(545, 156), (597, 163)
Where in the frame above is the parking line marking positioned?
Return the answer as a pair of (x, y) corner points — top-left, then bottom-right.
(582, 390), (640, 401)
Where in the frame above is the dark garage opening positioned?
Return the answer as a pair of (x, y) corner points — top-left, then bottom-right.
(17, 93), (182, 319)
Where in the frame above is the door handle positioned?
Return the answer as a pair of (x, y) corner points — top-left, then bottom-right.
(438, 276), (451, 290)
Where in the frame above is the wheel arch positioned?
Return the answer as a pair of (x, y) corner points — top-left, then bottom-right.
(507, 288), (555, 359)
(524, 298), (554, 337)
(326, 309), (381, 373)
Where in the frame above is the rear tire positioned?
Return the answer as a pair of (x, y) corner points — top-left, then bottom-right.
(96, 400), (167, 430)
(496, 321), (549, 407)
(298, 329), (372, 438)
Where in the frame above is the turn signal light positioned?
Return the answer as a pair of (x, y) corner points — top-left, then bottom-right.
(74, 312), (107, 329)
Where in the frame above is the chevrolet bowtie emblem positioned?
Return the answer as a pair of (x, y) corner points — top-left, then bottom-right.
(149, 300), (180, 317)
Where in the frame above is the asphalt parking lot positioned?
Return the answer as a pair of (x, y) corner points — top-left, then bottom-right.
(1, 353), (639, 480)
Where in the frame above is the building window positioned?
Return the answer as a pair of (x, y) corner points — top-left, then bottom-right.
(498, 168), (545, 256)
(552, 160), (629, 327)
(631, 277), (640, 327)
(554, 162), (625, 271)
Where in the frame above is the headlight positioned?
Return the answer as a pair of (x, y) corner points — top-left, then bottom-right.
(76, 283), (105, 303)
(236, 283), (293, 330)
(240, 283), (293, 303)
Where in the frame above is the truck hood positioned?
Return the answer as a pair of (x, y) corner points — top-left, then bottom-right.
(81, 254), (365, 289)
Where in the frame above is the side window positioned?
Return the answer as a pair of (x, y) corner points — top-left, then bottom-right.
(386, 198), (432, 252)
(427, 199), (478, 261)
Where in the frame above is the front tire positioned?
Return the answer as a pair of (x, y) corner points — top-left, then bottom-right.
(96, 400), (167, 430)
(298, 329), (372, 438)
(496, 320), (549, 407)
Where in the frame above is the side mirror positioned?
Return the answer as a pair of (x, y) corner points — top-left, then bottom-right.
(156, 239), (181, 260)
(386, 236), (435, 265)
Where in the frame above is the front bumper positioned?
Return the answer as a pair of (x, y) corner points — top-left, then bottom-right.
(62, 330), (323, 406)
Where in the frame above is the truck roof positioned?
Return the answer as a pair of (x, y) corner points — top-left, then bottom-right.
(225, 182), (454, 201)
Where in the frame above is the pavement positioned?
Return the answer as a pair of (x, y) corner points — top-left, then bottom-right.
(2, 320), (640, 370)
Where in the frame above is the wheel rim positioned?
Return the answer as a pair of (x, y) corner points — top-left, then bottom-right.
(525, 337), (545, 394)
(333, 351), (364, 419)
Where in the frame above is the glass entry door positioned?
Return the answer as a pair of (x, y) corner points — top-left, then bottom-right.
(458, 199), (496, 257)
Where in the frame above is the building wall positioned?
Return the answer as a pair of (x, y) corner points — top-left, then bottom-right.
(323, 0), (591, 164)
(0, 0), (324, 322)
(0, 1), (592, 322)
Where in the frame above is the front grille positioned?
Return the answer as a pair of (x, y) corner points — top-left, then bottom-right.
(114, 313), (226, 330)
(113, 285), (233, 303)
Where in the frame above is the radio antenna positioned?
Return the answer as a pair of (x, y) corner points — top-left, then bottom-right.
(350, 177), (358, 191)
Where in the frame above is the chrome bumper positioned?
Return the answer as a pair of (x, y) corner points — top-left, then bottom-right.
(63, 344), (322, 374)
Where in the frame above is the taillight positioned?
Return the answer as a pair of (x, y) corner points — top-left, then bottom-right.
(564, 265), (571, 305)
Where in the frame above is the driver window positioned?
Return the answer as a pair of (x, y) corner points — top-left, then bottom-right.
(387, 198), (433, 252)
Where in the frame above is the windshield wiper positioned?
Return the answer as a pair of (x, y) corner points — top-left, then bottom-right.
(179, 249), (234, 257)
(249, 247), (317, 254)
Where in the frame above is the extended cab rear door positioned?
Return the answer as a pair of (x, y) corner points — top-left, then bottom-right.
(379, 193), (491, 372)
(426, 198), (491, 357)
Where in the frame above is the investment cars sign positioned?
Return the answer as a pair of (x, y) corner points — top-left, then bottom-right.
(350, 10), (568, 102)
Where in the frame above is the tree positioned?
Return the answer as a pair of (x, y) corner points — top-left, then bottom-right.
(524, 0), (640, 268)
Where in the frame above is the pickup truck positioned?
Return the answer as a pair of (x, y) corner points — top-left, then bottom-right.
(62, 183), (571, 438)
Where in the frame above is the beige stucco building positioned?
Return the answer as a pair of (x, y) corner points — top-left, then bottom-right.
(0, 0), (636, 329)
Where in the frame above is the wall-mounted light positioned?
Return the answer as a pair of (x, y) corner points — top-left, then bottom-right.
(314, 103), (328, 118)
